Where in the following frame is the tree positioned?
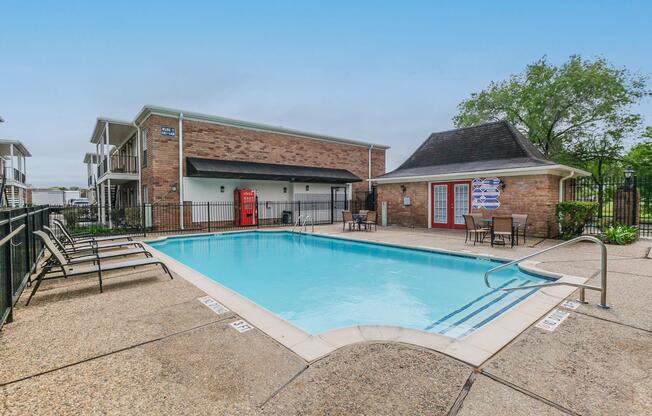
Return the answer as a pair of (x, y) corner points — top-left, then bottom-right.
(623, 127), (652, 178)
(454, 56), (648, 160)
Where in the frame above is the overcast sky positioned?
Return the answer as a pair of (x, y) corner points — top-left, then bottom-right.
(1, 0), (650, 187)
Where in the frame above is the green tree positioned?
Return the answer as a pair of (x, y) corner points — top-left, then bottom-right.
(454, 55), (648, 159)
(623, 127), (652, 178)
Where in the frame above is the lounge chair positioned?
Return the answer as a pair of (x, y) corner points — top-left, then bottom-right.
(43, 226), (143, 253)
(41, 228), (151, 265)
(52, 219), (133, 248)
(342, 211), (355, 231)
(362, 211), (377, 231)
(26, 231), (172, 305)
(491, 216), (515, 247)
(512, 214), (528, 244)
(463, 214), (488, 245)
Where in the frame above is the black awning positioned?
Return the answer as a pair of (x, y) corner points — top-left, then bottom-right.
(186, 157), (362, 183)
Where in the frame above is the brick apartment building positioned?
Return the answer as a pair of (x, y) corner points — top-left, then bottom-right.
(85, 105), (388, 227)
(372, 122), (589, 237)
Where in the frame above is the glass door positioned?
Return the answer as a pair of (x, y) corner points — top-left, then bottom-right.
(432, 184), (448, 227)
(454, 183), (470, 225)
(431, 182), (470, 229)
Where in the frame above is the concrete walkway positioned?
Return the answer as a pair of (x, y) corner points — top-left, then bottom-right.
(0, 226), (650, 415)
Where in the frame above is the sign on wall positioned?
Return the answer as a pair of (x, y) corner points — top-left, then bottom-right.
(161, 126), (176, 137)
(472, 177), (501, 209)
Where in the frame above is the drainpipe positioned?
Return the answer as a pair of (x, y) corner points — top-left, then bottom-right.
(178, 112), (184, 230)
(136, 125), (142, 204)
(368, 145), (374, 192)
(558, 170), (575, 235)
(559, 170), (575, 202)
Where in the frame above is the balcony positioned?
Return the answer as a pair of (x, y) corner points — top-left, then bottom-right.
(4, 167), (26, 184)
(97, 155), (139, 182)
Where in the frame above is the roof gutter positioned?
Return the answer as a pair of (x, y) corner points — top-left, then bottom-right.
(559, 170), (576, 203)
(371, 164), (591, 184)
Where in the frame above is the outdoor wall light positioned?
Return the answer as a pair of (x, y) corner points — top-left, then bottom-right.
(499, 179), (506, 190)
(283, 187), (287, 193)
(400, 185), (407, 193)
(624, 167), (634, 179)
(220, 185), (225, 193)
(305, 185), (310, 191)
(170, 183), (178, 192)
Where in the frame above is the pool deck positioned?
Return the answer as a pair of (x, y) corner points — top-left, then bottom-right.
(1, 225), (651, 415)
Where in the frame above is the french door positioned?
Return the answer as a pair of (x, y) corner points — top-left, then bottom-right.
(431, 181), (471, 229)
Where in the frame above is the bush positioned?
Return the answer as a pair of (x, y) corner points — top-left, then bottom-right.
(63, 210), (80, 229)
(600, 225), (638, 245)
(124, 207), (141, 228)
(556, 201), (598, 239)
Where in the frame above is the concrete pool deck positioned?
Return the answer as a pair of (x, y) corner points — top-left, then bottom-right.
(1, 225), (650, 415)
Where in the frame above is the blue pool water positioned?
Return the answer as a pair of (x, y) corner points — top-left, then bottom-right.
(149, 231), (552, 337)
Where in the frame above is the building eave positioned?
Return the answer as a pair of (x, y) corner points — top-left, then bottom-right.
(0, 139), (31, 157)
(133, 105), (390, 150)
(371, 164), (591, 184)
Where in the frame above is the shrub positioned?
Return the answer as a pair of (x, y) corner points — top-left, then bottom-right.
(556, 201), (598, 239)
(600, 225), (638, 245)
(124, 207), (141, 228)
(63, 209), (79, 229)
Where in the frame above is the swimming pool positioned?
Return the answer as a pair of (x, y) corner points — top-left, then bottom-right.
(148, 231), (553, 338)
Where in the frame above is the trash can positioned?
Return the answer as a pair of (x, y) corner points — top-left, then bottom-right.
(282, 210), (293, 224)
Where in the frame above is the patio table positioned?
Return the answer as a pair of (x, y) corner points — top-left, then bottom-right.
(478, 219), (520, 245)
(352, 214), (367, 231)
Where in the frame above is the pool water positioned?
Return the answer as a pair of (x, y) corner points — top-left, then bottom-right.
(149, 231), (552, 337)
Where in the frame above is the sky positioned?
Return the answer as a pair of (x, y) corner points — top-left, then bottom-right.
(1, 0), (650, 187)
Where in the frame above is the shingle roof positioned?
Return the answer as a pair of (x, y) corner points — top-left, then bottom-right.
(378, 121), (555, 179)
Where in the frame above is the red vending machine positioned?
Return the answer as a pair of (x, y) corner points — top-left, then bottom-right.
(234, 189), (258, 226)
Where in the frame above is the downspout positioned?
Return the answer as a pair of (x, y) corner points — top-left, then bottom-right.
(136, 125), (142, 204)
(368, 145), (373, 192)
(179, 112), (184, 230)
(558, 170), (575, 234)
(559, 170), (575, 202)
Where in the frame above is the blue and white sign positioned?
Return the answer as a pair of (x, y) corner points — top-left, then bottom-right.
(472, 177), (501, 209)
(161, 126), (176, 137)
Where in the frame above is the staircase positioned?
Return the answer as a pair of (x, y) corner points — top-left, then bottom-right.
(424, 279), (539, 338)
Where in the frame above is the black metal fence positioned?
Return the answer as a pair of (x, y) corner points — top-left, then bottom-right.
(0, 206), (50, 329)
(52, 198), (375, 237)
(567, 175), (651, 238)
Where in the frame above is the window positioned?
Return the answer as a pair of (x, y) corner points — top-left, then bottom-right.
(143, 186), (149, 204)
(141, 129), (148, 167)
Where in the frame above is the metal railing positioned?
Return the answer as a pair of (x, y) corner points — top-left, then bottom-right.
(1, 206), (50, 329)
(483, 235), (609, 308)
(292, 214), (314, 233)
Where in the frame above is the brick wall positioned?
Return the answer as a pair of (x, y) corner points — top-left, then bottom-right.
(377, 182), (429, 228)
(140, 115), (386, 204)
(377, 174), (562, 237)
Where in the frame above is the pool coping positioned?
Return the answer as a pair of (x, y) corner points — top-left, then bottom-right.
(143, 230), (586, 367)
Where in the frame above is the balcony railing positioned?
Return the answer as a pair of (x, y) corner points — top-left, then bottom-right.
(111, 154), (138, 174)
(3, 167), (26, 184)
(97, 155), (138, 178)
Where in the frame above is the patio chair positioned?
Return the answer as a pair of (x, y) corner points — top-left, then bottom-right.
(342, 210), (355, 231)
(491, 216), (515, 248)
(463, 214), (488, 245)
(42, 227), (151, 265)
(26, 231), (172, 306)
(52, 219), (133, 249)
(470, 212), (484, 223)
(43, 226), (143, 253)
(358, 210), (369, 217)
(512, 214), (528, 244)
(362, 211), (377, 231)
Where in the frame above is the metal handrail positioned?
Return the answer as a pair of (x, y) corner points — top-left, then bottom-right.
(484, 235), (609, 309)
(302, 215), (314, 233)
(291, 214), (314, 233)
(0, 224), (25, 248)
(291, 215), (304, 233)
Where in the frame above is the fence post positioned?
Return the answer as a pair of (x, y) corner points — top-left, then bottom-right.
(207, 202), (211, 232)
(6, 209), (14, 323)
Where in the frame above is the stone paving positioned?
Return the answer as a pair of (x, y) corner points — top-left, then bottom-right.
(0, 225), (650, 415)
